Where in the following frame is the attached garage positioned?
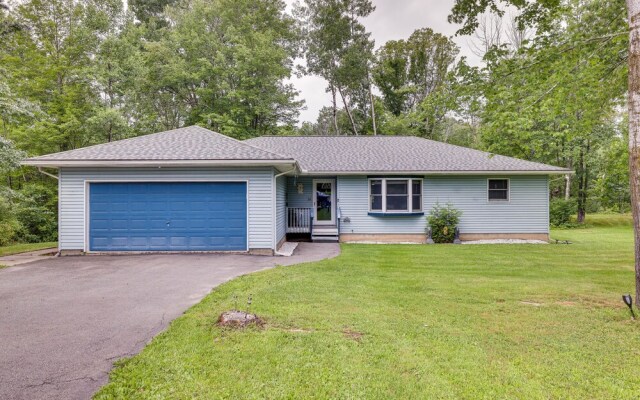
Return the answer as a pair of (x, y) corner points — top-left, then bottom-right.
(21, 127), (298, 254)
(88, 182), (247, 252)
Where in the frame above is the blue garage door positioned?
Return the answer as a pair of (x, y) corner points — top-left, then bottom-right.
(89, 182), (247, 251)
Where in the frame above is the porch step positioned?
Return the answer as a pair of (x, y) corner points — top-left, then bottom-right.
(311, 235), (339, 242)
(313, 227), (338, 235)
(311, 226), (339, 242)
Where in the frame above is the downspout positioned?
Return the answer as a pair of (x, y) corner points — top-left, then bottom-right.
(37, 167), (59, 180)
(37, 167), (61, 257)
(273, 165), (298, 253)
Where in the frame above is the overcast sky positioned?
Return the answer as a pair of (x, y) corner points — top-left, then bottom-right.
(283, 0), (482, 123)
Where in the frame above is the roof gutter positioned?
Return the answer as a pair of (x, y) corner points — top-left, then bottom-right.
(21, 159), (297, 168)
(37, 167), (59, 180)
(298, 169), (574, 176)
(275, 165), (299, 178)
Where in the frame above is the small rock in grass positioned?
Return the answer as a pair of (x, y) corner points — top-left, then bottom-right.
(217, 310), (263, 328)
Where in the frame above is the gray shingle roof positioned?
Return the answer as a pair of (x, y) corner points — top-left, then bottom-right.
(245, 135), (571, 174)
(24, 126), (292, 163)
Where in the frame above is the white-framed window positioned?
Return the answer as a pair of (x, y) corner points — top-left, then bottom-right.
(369, 178), (423, 213)
(488, 178), (509, 201)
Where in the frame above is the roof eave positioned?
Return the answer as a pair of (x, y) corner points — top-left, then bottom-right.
(298, 169), (574, 176)
(21, 159), (297, 169)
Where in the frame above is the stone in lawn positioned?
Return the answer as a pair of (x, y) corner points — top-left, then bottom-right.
(217, 310), (263, 328)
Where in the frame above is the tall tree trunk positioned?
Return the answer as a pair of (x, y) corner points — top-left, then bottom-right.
(330, 84), (339, 135)
(564, 174), (571, 200)
(627, 0), (640, 305)
(577, 147), (587, 223)
(336, 85), (359, 135)
(367, 70), (377, 135)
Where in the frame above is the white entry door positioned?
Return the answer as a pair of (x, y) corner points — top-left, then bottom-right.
(313, 179), (335, 225)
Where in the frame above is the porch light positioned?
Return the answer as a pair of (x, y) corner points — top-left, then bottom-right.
(622, 294), (636, 319)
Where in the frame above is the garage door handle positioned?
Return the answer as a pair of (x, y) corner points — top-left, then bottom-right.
(166, 221), (170, 226)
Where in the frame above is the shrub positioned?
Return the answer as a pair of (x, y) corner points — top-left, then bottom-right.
(427, 203), (462, 243)
(0, 194), (20, 246)
(14, 183), (58, 243)
(549, 198), (577, 227)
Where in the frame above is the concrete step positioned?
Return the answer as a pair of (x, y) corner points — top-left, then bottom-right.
(312, 235), (339, 242)
(313, 228), (339, 236)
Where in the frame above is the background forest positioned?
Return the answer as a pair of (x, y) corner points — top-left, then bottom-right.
(0, 0), (630, 245)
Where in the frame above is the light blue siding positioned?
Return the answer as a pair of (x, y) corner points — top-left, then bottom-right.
(275, 175), (286, 246)
(336, 175), (549, 235)
(425, 175), (549, 234)
(59, 167), (275, 251)
(286, 176), (314, 208)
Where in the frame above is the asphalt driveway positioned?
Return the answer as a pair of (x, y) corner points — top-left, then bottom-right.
(0, 243), (340, 400)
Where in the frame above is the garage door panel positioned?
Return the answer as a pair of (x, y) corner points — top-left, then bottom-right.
(89, 182), (247, 251)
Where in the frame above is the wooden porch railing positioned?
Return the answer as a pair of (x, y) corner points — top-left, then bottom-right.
(287, 207), (313, 233)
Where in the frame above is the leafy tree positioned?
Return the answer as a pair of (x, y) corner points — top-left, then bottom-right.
(449, 0), (640, 302)
(373, 28), (460, 139)
(592, 125), (630, 212)
(0, 136), (24, 175)
(475, 0), (626, 222)
(129, 0), (177, 24)
(137, 0), (302, 138)
(0, 69), (39, 135)
(297, 0), (375, 135)
(3, 0), (125, 153)
(93, 7), (139, 142)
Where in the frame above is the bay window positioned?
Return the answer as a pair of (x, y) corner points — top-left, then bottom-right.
(369, 178), (422, 213)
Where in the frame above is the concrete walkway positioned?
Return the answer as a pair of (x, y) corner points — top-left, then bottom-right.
(0, 248), (58, 267)
(0, 242), (340, 400)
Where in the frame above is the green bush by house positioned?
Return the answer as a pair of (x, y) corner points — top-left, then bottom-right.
(427, 202), (462, 243)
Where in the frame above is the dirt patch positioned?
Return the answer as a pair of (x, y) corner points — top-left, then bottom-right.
(217, 310), (263, 328)
(556, 301), (577, 307)
(343, 329), (364, 342)
(520, 301), (543, 307)
(286, 328), (313, 333)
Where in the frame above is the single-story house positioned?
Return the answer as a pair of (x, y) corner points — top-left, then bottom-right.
(23, 126), (572, 254)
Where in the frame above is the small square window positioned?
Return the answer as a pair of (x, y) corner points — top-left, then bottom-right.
(488, 179), (509, 201)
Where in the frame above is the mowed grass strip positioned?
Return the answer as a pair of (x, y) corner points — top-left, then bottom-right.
(0, 242), (57, 257)
(95, 219), (639, 399)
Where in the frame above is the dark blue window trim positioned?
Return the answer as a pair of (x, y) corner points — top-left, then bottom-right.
(368, 212), (425, 217)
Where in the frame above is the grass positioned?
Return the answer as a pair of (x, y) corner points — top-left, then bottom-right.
(0, 242), (57, 257)
(580, 212), (633, 227)
(95, 218), (638, 399)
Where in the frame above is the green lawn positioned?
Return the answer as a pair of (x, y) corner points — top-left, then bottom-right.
(95, 219), (639, 399)
(0, 242), (57, 257)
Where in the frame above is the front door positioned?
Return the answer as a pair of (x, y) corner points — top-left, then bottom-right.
(313, 179), (335, 225)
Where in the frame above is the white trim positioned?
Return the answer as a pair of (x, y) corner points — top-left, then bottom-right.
(23, 159), (297, 168)
(83, 179), (250, 253)
(368, 178), (423, 213)
(487, 178), (510, 202)
(272, 167), (296, 251)
(301, 170), (573, 176)
(312, 179), (336, 225)
(272, 169), (277, 251)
